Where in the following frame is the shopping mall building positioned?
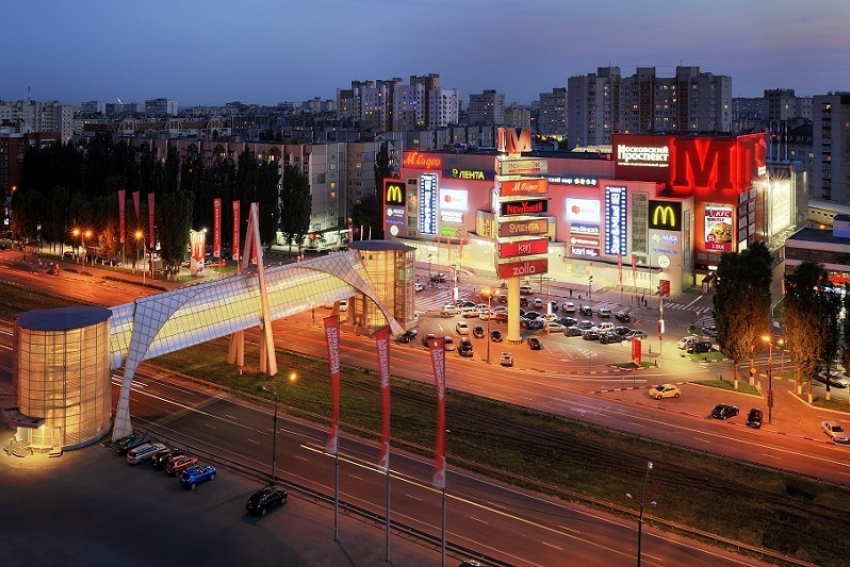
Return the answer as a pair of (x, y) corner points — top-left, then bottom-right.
(384, 130), (804, 298)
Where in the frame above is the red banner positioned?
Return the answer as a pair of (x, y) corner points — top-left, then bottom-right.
(118, 190), (126, 244)
(496, 258), (548, 279)
(376, 327), (391, 471)
(132, 191), (140, 218)
(631, 253), (637, 279)
(232, 200), (240, 261)
(427, 336), (446, 489)
(147, 193), (155, 249)
(632, 337), (642, 366)
(213, 198), (222, 258)
(324, 316), (341, 455)
(618, 253), (623, 284)
(498, 238), (548, 258)
(499, 178), (548, 197)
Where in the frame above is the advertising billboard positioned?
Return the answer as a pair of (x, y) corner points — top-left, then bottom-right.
(499, 239), (548, 258)
(565, 198), (600, 223)
(570, 223), (600, 236)
(770, 179), (792, 236)
(385, 180), (405, 206)
(496, 258), (548, 279)
(570, 246), (600, 258)
(439, 188), (468, 211)
(500, 199), (548, 216)
(704, 205), (734, 252)
(500, 178), (549, 197)
(419, 173), (438, 235)
(648, 200), (682, 231)
(612, 135), (671, 183)
(499, 218), (549, 237)
(496, 158), (548, 176)
(604, 186), (627, 256)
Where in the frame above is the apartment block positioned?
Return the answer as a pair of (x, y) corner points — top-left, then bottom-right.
(467, 89), (505, 126)
(538, 87), (566, 135)
(812, 92), (850, 203)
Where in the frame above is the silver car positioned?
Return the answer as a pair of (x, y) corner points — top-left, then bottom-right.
(822, 421), (849, 443)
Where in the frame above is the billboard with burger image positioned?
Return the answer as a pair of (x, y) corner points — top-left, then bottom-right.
(704, 205), (733, 252)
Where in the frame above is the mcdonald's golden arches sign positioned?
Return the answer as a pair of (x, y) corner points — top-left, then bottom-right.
(648, 200), (682, 231)
(384, 180), (405, 205)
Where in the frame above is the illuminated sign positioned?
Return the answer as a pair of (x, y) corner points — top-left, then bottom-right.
(440, 210), (464, 223)
(616, 144), (670, 168)
(439, 188), (468, 211)
(499, 239), (548, 258)
(651, 233), (679, 246)
(604, 186), (627, 256)
(403, 151), (442, 169)
(418, 173), (438, 235)
(500, 199), (548, 216)
(496, 258), (548, 279)
(545, 175), (598, 187)
(704, 205), (733, 252)
(496, 158), (548, 176)
(389, 225), (399, 236)
(497, 127), (533, 155)
(669, 134), (766, 197)
(566, 198), (600, 223)
(648, 200), (682, 231)
(385, 181), (405, 205)
(386, 207), (404, 218)
(500, 179), (549, 197)
(570, 236), (599, 247)
(448, 168), (488, 180)
(499, 218), (549, 237)
(571, 246), (600, 257)
(570, 223), (600, 236)
(770, 179), (792, 236)
(386, 218), (404, 226)
(657, 255), (671, 269)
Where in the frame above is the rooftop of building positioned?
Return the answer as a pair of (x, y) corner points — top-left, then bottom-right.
(16, 306), (113, 331)
(349, 240), (416, 253)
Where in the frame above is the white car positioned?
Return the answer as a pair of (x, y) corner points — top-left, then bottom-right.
(544, 322), (566, 334)
(414, 282), (425, 292)
(456, 321), (470, 335)
(441, 304), (459, 317)
(478, 310), (493, 321)
(591, 322), (614, 333)
(500, 352), (514, 367)
(822, 420), (849, 443)
(461, 308), (479, 318)
(562, 302), (576, 313)
(677, 336), (699, 350)
(339, 299), (349, 312)
(443, 336), (456, 351)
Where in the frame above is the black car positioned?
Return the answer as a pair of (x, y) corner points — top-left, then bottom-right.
(559, 316), (578, 327)
(613, 326), (632, 336)
(579, 305), (593, 317)
(150, 447), (183, 469)
(615, 311), (632, 322)
(114, 434), (151, 456)
(582, 330), (601, 341)
(687, 340), (712, 354)
(246, 486), (288, 517)
(527, 337), (542, 350)
(563, 326), (583, 337)
(745, 408), (763, 429)
(711, 403), (739, 420)
(421, 333), (436, 347)
(519, 296), (529, 307)
(490, 330), (503, 343)
(396, 329), (418, 344)
(525, 311), (542, 320)
(458, 338), (474, 357)
(472, 325), (485, 338)
(430, 272), (447, 283)
(600, 332), (624, 344)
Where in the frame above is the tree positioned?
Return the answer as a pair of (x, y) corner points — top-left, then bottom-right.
(45, 186), (71, 252)
(784, 262), (831, 399)
(10, 189), (44, 243)
(351, 195), (383, 240)
(256, 160), (280, 247)
(713, 241), (773, 388)
(158, 190), (194, 272)
(278, 164), (311, 249)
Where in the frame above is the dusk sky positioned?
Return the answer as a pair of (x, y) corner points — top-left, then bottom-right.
(2, 0), (848, 107)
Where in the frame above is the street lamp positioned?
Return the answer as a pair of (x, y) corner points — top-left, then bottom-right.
(72, 228), (81, 263)
(588, 275), (593, 299)
(135, 230), (146, 286)
(626, 461), (656, 567)
(427, 253), (433, 283)
(481, 286), (493, 364)
(762, 334), (774, 424)
(260, 384), (279, 480)
(83, 230), (92, 265)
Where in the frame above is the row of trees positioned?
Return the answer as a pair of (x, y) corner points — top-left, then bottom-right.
(10, 133), (313, 271)
(714, 241), (850, 400)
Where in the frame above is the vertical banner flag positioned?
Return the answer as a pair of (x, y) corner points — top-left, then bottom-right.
(617, 253), (623, 284)
(376, 327), (391, 471)
(251, 202), (259, 265)
(118, 190), (126, 244)
(232, 200), (240, 261)
(427, 337), (447, 489)
(632, 337), (642, 366)
(213, 198), (222, 258)
(132, 191), (140, 219)
(147, 193), (155, 249)
(324, 316), (341, 455)
(631, 253), (637, 281)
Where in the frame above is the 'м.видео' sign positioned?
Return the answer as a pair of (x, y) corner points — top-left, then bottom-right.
(500, 179), (548, 197)
(496, 258), (548, 279)
(499, 238), (548, 258)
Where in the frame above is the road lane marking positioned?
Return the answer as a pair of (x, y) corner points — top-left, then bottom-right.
(406, 494), (423, 501)
(541, 541), (563, 551)
(469, 516), (489, 525)
(347, 474), (364, 481)
(247, 438), (260, 445)
(558, 525), (581, 535)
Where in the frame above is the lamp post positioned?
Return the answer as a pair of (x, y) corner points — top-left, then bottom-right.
(482, 286), (493, 364)
(762, 335), (774, 424)
(588, 274), (593, 299)
(83, 230), (92, 265)
(626, 461), (655, 567)
(427, 254), (433, 283)
(261, 385), (279, 480)
(72, 228), (81, 263)
(135, 230), (146, 286)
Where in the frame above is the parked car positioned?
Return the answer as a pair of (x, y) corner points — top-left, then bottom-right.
(526, 319), (544, 331)
(613, 326), (632, 336)
(246, 486), (288, 516)
(456, 321), (471, 335)
(495, 312), (508, 323)
(677, 336), (699, 350)
(461, 307), (479, 318)
(582, 329), (601, 341)
(396, 329), (418, 344)
(421, 333), (436, 347)
(579, 305), (593, 317)
(126, 442), (167, 465)
(166, 455), (199, 476)
(815, 371), (850, 389)
(821, 420), (849, 443)
(490, 330), (503, 342)
(615, 311), (632, 322)
(563, 326), (583, 337)
(519, 296), (529, 307)
(458, 338), (474, 357)
(430, 272), (447, 283)
(472, 325), (485, 338)
(577, 320), (594, 330)
(114, 434), (151, 456)
(701, 325), (717, 337)
(541, 313), (559, 323)
(649, 384), (681, 399)
(687, 340), (713, 354)
(544, 322), (566, 334)
(338, 299), (348, 312)
(559, 316), (578, 327)
(443, 336), (456, 351)
(500, 352), (514, 367)
(591, 322), (614, 334)
(519, 284), (534, 295)
(151, 447), (184, 470)
(626, 330), (648, 341)
(562, 302), (576, 313)
(179, 464), (217, 490)
(414, 282), (425, 292)
(527, 337), (542, 350)
(440, 304), (459, 317)
(746, 408), (764, 429)
(600, 332), (624, 344)
(524, 311), (542, 320)
(711, 403), (739, 420)
(598, 308), (611, 318)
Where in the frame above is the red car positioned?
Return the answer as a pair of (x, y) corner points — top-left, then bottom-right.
(165, 455), (198, 476)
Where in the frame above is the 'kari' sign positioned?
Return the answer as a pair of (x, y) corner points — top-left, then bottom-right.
(499, 239), (548, 258)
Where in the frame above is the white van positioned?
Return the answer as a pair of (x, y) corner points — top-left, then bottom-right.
(591, 322), (615, 333)
(127, 442), (167, 465)
(520, 285), (534, 295)
(440, 304), (459, 317)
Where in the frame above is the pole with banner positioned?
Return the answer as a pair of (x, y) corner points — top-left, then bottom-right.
(631, 253), (637, 298)
(632, 337), (642, 387)
(232, 200), (241, 264)
(427, 336), (447, 567)
(213, 198), (222, 277)
(118, 190), (126, 268)
(618, 253), (623, 301)
(375, 327), (392, 562)
(147, 193), (155, 278)
(323, 316), (341, 541)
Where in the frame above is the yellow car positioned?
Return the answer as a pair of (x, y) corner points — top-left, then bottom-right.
(649, 384), (681, 399)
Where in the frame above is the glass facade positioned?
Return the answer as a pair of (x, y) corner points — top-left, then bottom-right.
(350, 242), (417, 330)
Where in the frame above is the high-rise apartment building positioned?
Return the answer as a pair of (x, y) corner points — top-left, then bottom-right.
(812, 92), (850, 202)
(0, 100), (75, 142)
(467, 89), (505, 126)
(426, 88), (459, 129)
(766, 89), (812, 122)
(568, 66), (731, 149)
(538, 87), (566, 135)
(144, 98), (178, 116)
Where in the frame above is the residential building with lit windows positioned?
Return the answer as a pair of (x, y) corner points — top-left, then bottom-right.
(467, 89), (505, 126)
(811, 92), (850, 203)
(538, 87), (567, 136)
(785, 215), (850, 285)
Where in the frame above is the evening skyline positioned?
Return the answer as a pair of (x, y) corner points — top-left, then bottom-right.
(2, 0), (848, 107)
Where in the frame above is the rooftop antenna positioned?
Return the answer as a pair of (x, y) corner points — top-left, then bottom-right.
(27, 86), (31, 104)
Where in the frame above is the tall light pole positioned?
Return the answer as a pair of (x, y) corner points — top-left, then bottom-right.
(482, 287), (493, 364)
(72, 228), (81, 263)
(762, 334), (774, 424)
(83, 230), (92, 265)
(588, 274), (593, 299)
(626, 461), (655, 567)
(427, 253), (433, 283)
(261, 384), (279, 480)
(135, 230), (146, 286)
